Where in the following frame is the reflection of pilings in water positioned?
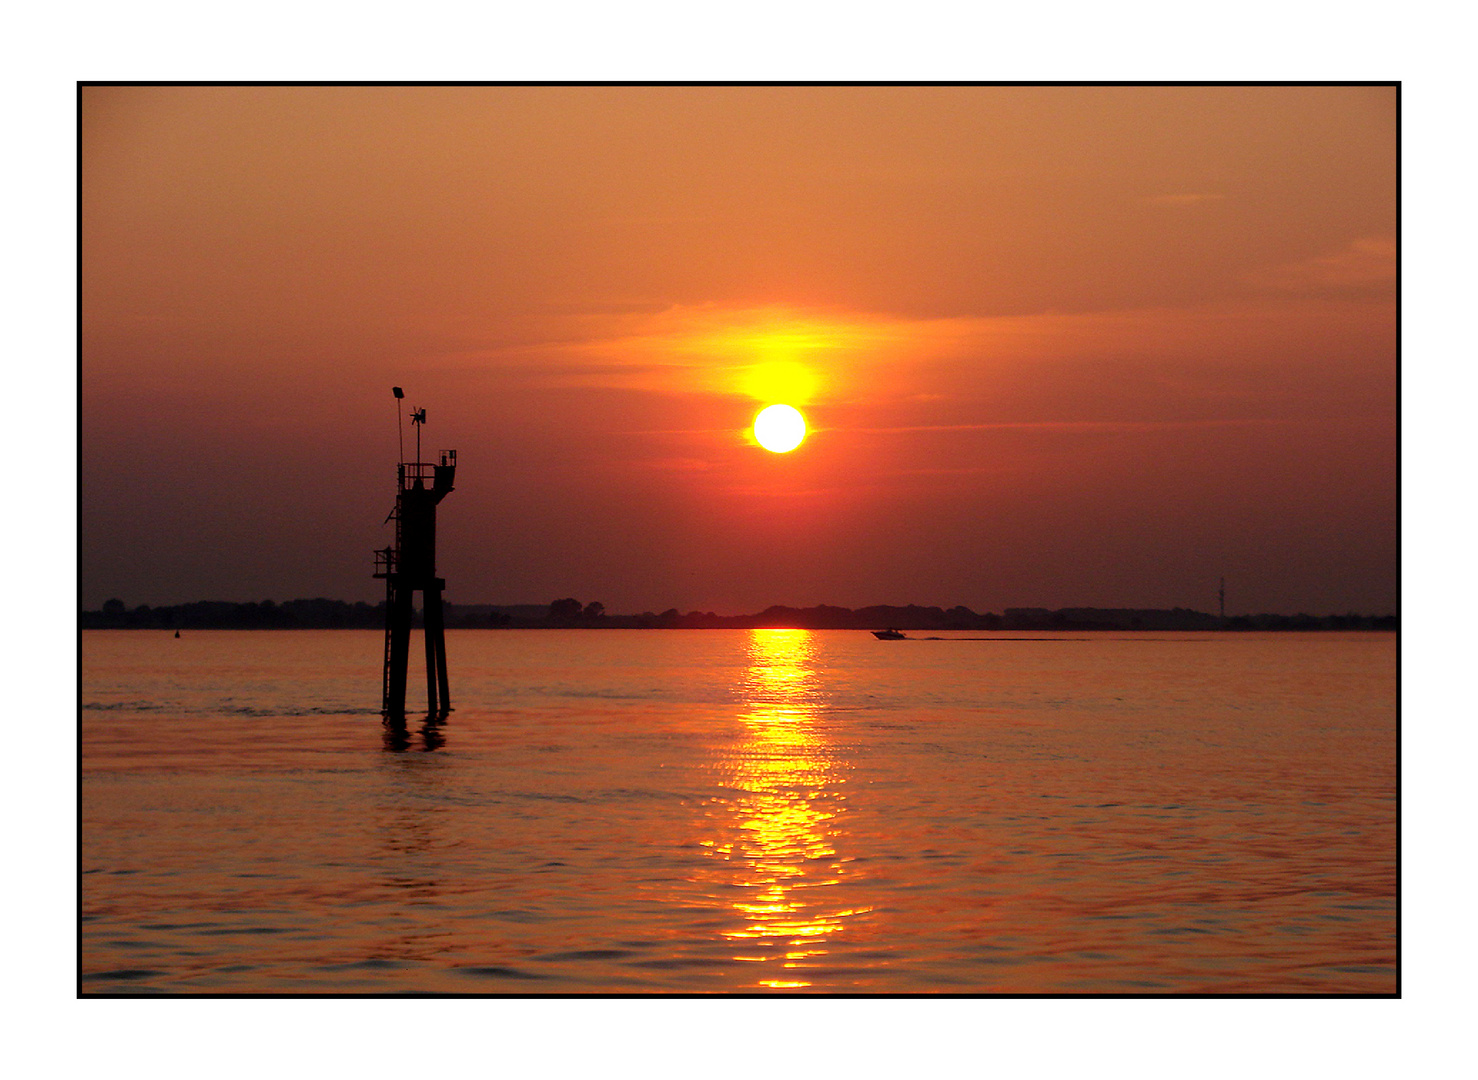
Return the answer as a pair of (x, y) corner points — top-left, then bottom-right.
(701, 629), (869, 987)
(420, 712), (446, 752)
(382, 711), (448, 753)
(382, 716), (412, 753)
(363, 752), (454, 966)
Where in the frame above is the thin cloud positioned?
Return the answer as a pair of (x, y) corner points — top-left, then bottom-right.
(851, 417), (1373, 435)
(1145, 193), (1226, 206)
(1247, 237), (1396, 292)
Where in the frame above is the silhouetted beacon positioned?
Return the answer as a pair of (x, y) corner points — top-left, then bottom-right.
(374, 391), (456, 719)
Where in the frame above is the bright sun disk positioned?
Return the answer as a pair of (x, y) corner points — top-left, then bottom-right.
(754, 404), (807, 453)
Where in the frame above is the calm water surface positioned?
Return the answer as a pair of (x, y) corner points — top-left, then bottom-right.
(81, 630), (1396, 993)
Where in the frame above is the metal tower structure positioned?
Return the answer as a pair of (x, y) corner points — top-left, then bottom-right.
(375, 387), (456, 719)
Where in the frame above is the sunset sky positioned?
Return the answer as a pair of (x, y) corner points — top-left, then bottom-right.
(81, 84), (1396, 615)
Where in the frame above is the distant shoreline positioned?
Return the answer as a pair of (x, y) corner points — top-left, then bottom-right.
(80, 599), (1397, 633)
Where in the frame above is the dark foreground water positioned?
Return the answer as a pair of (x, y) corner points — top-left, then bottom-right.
(81, 629), (1396, 994)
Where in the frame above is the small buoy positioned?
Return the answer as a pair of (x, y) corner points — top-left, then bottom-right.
(174, 630), (180, 638)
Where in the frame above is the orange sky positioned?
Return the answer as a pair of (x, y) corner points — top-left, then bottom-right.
(81, 85), (1396, 614)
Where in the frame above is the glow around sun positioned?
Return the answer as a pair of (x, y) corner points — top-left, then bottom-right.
(753, 403), (807, 453)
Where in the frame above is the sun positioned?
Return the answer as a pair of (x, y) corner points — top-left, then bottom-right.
(754, 404), (807, 453)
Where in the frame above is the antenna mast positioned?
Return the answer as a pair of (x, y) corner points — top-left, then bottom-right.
(393, 386), (405, 466)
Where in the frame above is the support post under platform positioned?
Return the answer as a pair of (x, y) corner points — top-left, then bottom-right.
(425, 585), (450, 713)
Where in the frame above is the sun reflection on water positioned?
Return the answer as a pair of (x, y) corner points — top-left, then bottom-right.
(700, 629), (869, 987)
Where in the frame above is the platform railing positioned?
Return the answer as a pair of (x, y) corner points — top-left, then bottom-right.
(373, 547), (398, 578)
(397, 452), (456, 489)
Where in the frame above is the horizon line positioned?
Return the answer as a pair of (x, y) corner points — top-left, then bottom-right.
(82, 597), (1400, 620)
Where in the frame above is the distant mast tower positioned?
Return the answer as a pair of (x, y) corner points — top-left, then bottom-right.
(375, 387), (456, 719)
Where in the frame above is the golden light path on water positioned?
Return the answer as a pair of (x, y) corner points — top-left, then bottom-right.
(700, 629), (871, 988)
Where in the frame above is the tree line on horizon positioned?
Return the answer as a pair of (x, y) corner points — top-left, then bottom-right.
(81, 597), (1397, 632)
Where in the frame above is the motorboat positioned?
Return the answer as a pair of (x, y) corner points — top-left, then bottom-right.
(872, 628), (907, 640)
